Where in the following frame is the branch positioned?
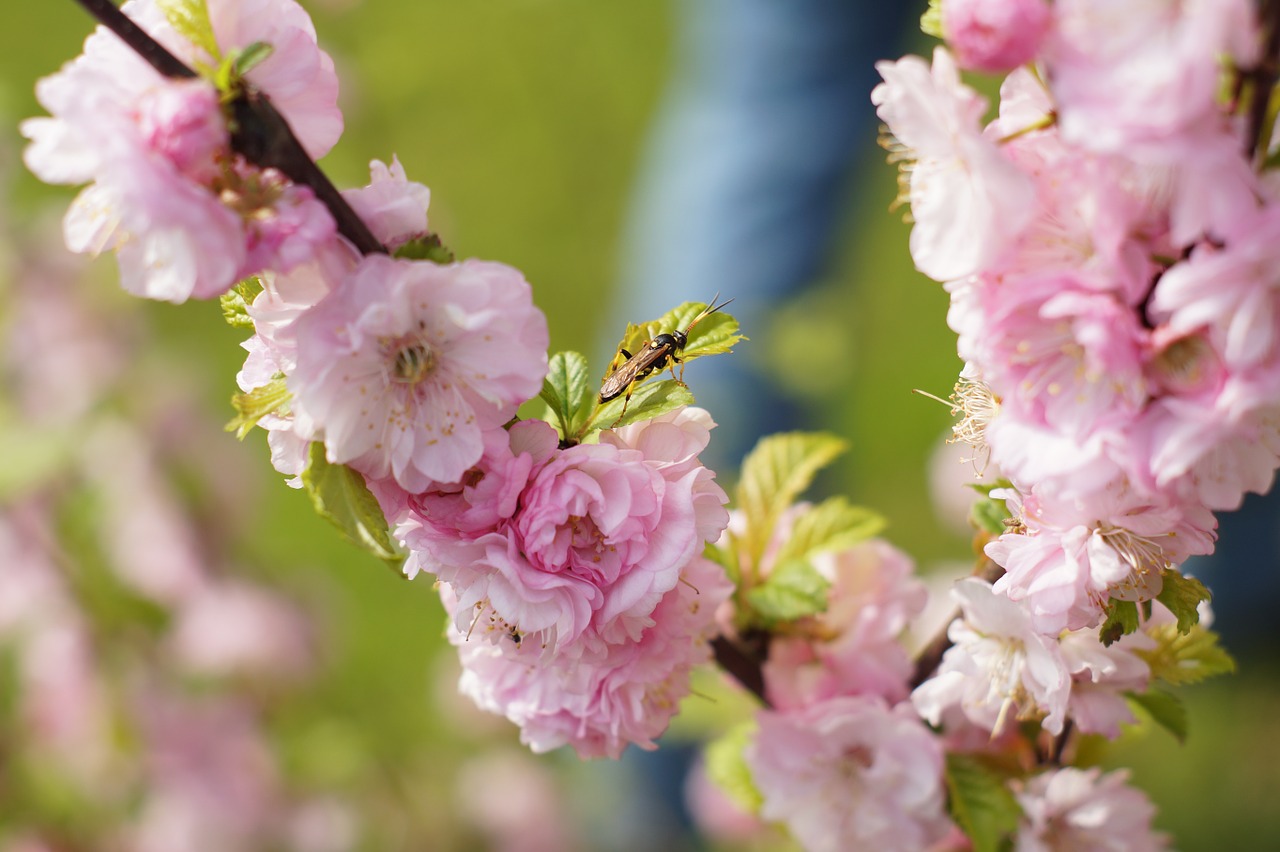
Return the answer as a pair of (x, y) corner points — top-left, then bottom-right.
(711, 631), (771, 706)
(909, 556), (1005, 689)
(71, 0), (387, 256)
(1244, 0), (1280, 164)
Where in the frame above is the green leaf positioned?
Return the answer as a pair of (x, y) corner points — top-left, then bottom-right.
(393, 233), (455, 263)
(301, 443), (403, 571)
(772, 496), (885, 565)
(735, 432), (848, 576)
(538, 351), (596, 443)
(921, 0), (944, 38)
(608, 298), (745, 365)
(225, 378), (291, 440)
(231, 41), (274, 76)
(944, 754), (1022, 852)
(1126, 688), (1188, 744)
(744, 558), (830, 624)
(1099, 599), (1140, 646)
(157, 0), (219, 60)
(1137, 623), (1237, 687)
(219, 277), (263, 329)
(586, 378), (695, 434)
(969, 494), (1010, 537)
(1155, 569), (1211, 635)
(703, 722), (762, 815)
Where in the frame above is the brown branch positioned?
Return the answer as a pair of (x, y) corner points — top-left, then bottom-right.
(909, 556), (1005, 689)
(711, 631), (771, 706)
(1244, 0), (1280, 164)
(71, 0), (387, 256)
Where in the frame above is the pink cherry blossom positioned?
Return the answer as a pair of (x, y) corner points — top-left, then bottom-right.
(943, 0), (1051, 73)
(1012, 767), (1169, 851)
(448, 556), (732, 759)
(872, 47), (1036, 281)
(912, 578), (1071, 735)
(746, 696), (953, 852)
(1059, 626), (1152, 739)
(341, 156), (432, 251)
(289, 255), (549, 491)
(763, 539), (927, 709)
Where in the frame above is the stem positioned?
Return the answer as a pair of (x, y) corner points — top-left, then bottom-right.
(70, 0), (387, 256)
(1245, 0), (1280, 165)
(909, 557), (1005, 689)
(711, 631), (771, 706)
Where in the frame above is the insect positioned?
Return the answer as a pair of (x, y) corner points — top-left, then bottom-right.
(598, 294), (734, 415)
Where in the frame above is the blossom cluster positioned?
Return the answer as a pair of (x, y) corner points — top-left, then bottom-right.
(24, 0), (735, 763)
(875, 3), (1270, 640)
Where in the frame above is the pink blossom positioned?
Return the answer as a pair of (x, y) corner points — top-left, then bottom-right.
(342, 156), (432, 251)
(746, 696), (953, 852)
(872, 47), (1036, 281)
(1059, 627), (1151, 739)
(1012, 767), (1169, 851)
(912, 578), (1071, 735)
(943, 0), (1051, 73)
(448, 556), (732, 759)
(763, 539), (927, 708)
(289, 255), (549, 491)
(168, 581), (313, 678)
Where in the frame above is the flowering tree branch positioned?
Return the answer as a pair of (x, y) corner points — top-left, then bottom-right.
(72, 0), (387, 256)
(711, 631), (770, 705)
(910, 557), (1004, 689)
(1245, 0), (1280, 162)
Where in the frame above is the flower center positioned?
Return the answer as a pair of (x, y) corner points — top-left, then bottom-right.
(391, 342), (436, 384)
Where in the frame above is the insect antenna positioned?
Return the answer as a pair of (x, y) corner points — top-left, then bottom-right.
(681, 292), (735, 336)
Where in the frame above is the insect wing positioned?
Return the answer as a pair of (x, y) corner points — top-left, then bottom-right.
(598, 342), (671, 402)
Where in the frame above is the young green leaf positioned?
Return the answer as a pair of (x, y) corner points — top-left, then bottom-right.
(301, 443), (403, 572)
(157, 0), (220, 61)
(220, 277), (264, 329)
(944, 754), (1022, 852)
(393, 233), (455, 263)
(1099, 599), (1140, 646)
(231, 41), (274, 77)
(1155, 569), (1211, 635)
(921, 0), (944, 39)
(1136, 624), (1237, 687)
(586, 379), (695, 434)
(538, 351), (596, 443)
(735, 432), (848, 574)
(744, 558), (831, 624)
(225, 378), (291, 440)
(772, 496), (886, 565)
(969, 494), (1010, 537)
(1126, 688), (1188, 744)
(703, 722), (763, 814)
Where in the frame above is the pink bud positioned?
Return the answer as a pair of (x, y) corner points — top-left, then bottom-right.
(943, 0), (1051, 73)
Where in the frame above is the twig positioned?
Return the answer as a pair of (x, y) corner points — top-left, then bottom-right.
(909, 556), (1005, 689)
(70, 0), (387, 256)
(1244, 0), (1280, 164)
(711, 632), (771, 706)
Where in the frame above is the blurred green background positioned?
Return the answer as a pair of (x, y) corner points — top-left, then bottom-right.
(2, 1), (1278, 849)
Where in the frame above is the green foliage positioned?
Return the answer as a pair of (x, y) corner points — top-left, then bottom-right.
(158, 0), (219, 60)
(772, 496), (885, 565)
(744, 558), (831, 624)
(1155, 570), (1211, 635)
(734, 432), (848, 574)
(587, 379), (694, 433)
(1100, 599), (1141, 646)
(301, 443), (403, 571)
(393, 234), (455, 263)
(1127, 688), (1189, 745)
(607, 298), (745, 367)
(944, 754), (1022, 852)
(231, 41), (274, 76)
(969, 495), (1009, 537)
(220, 277), (264, 329)
(225, 377), (291, 440)
(921, 0), (944, 39)
(538, 351), (596, 443)
(704, 722), (763, 815)
(1138, 624), (1237, 687)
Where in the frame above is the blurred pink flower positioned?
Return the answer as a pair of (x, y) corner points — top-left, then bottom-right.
(1012, 767), (1169, 851)
(746, 696), (953, 852)
(342, 156), (432, 251)
(943, 0), (1051, 73)
(168, 580), (313, 678)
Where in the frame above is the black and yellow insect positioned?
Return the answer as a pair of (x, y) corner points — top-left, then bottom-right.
(598, 294), (734, 414)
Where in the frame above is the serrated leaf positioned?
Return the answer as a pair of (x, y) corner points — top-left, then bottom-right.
(704, 722), (762, 814)
(301, 443), (403, 571)
(1155, 569), (1211, 635)
(944, 754), (1022, 852)
(231, 41), (274, 76)
(157, 0), (220, 60)
(1099, 599), (1140, 646)
(735, 432), (848, 575)
(538, 351), (595, 443)
(744, 558), (830, 624)
(225, 378), (291, 439)
(393, 233), (454, 263)
(220, 276), (263, 329)
(1126, 688), (1188, 744)
(773, 496), (885, 565)
(1137, 623), (1237, 687)
(609, 299), (745, 364)
(587, 379), (695, 434)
